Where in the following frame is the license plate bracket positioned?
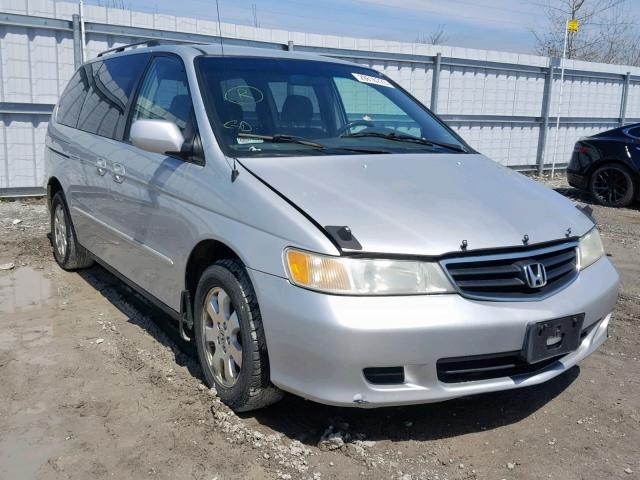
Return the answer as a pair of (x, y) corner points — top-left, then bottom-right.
(522, 314), (585, 364)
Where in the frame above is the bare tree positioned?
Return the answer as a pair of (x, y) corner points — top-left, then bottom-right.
(415, 24), (449, 45)
(532, 0), (640, 65)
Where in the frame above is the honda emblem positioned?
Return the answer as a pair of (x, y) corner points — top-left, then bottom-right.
(523, 262), (547, 288)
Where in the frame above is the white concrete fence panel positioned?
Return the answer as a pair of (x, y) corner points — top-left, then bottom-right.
(1, 0), (640, 194)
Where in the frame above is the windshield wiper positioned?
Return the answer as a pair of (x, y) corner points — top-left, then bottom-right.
(238, 133), (326, 149)
(237, 133), (390, 154)
(340, 131), (467, 152)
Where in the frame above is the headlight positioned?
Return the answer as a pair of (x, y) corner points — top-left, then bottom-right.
(577, 228), (604, 270)
(284, 248), (455, 295)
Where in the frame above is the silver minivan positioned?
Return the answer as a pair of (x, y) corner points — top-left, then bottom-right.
(46, 42), (619, 411)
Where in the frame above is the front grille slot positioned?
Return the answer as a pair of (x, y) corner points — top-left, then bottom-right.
(437, 352), (562, 383)
(441, 242), (579, 301)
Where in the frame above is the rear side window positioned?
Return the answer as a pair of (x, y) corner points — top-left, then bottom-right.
(77, 54), (149, 139)
(56, 67), (90, 128)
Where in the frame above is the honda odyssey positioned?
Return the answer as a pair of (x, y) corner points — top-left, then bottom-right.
(45, 42), (619, 411)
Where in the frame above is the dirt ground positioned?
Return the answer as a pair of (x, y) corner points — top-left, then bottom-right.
(0, 174), (638, 480)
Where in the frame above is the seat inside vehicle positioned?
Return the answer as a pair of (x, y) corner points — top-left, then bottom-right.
(169, 94), (193, 128)
(280, 94), (323, 138)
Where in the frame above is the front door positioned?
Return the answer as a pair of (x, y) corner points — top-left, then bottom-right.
(103, 54), (202, 308)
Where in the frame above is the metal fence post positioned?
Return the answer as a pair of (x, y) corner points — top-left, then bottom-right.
(287, 40), (294, 51)
(536, 64), (555, 175)
(72, 14), (82, 69)
(430, 52), (441, 112)
(620, 71), (631, 126)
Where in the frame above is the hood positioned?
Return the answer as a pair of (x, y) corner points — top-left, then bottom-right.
(242, 153), (594, 256)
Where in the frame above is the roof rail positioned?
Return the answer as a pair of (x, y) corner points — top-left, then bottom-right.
(96, 39), (206, 58)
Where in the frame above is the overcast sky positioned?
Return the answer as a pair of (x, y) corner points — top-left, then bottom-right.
(87, 0), (640, 54)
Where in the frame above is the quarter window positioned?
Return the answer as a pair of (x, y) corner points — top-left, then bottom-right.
(129, 56), (194, 136)
(56, 67), (90, 128)
(76, 54), (149, 139)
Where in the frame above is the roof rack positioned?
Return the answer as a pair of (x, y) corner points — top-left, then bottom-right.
(96, 39), (206, 57)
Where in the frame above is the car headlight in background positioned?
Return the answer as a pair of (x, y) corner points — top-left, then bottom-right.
(284, 248), (454, 295)
(577, 227), (605, 270)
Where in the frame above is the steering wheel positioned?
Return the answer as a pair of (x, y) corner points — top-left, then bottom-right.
(336, 119), (375, 137)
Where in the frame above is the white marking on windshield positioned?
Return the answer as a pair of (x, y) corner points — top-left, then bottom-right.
(224, 85), (264, 105)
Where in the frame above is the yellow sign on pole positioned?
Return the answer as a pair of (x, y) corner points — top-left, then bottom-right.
(567, 19), (579, 32)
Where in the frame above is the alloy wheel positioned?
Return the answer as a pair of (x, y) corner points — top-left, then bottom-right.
(53, 204), (68, 259)
(592, 167), (630, 205)
(202, 286), (243, 387)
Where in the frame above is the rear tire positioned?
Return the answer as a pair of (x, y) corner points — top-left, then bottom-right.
(194, 259), (282, 412)
(589, 164), (636, 207)
(50, 192), (94, 270)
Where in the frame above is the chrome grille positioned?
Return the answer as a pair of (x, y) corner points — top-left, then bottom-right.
(440, 241), (579, 301)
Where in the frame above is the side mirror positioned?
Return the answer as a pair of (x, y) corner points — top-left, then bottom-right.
(130, 119), (185, 155)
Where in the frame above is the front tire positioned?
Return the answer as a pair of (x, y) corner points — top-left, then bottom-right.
(589, 164), (636, 207)
(194, 259), (282, 412)
(50, 192), (94, 270)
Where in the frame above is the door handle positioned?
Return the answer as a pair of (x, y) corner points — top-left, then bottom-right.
(112, 162), (126, 183)
(96, 158), (107, 176)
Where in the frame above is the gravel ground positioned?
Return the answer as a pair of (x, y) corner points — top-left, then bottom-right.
(0, 174), (638, 480)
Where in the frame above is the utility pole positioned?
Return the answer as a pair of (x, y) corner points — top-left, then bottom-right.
(550, 15), (578, 178)
(251, 4), (259, 28)
(79, 0), (87, 62)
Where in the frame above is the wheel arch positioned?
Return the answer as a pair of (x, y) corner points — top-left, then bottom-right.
(587, 158), (634, 176)
(184, 239), (244, 303)
(46, 176), (64, 212)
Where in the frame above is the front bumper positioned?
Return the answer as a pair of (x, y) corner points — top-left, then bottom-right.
(250, 256), (619, 407)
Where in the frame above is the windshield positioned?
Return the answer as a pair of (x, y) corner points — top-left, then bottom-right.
(195, 56), (468, 157)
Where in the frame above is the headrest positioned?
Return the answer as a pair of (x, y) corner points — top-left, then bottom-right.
(220, 101), (244, 122)
(281, 95), (313, 123)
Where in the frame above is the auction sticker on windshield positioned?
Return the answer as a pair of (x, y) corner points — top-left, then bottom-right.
(352, 73), (393, 88)
(236, 137), (263, 144)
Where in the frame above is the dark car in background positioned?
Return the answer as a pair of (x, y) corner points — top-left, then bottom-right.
(568, 124), (640, 207)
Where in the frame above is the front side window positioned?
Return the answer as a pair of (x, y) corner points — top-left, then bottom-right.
(196, 57), (467, 157)
(129, 56), (194, 136)
(76, 54), (149, 138)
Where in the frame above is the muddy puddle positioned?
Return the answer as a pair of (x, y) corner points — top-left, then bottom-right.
(0, 267), (53, 314)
